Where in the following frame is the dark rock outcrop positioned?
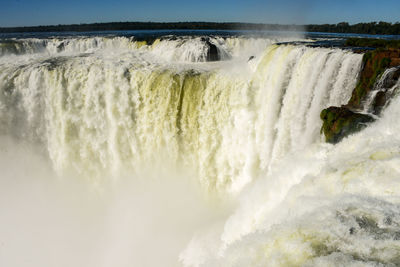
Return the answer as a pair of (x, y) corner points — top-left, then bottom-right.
(372, 91), (387, 114)
(201, 37), (219, 61)
(348, 49), (400, 109)
(320, 106), (375, 144)
(370, 67), (400, 114)
(321, 44), (400, 144)
(56, 42), (65, 52)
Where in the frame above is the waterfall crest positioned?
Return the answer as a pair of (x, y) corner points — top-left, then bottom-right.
(2, 34), (400, 267)
(0, 37), (362, 193)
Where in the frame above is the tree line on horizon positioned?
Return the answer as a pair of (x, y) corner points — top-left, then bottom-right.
(307, 21), (400, 35)
(0, 21), (399, 35)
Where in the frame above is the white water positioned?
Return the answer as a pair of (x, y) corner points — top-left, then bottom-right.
(364, 67), (400, 113)
(1, 35), (399, 266)
(0, 35), (306, 63)
(182, 88), (400, 266)
(0, 36), (361, 192)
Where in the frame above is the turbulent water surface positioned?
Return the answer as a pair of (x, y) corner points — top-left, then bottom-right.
(1, 31), (400, 266)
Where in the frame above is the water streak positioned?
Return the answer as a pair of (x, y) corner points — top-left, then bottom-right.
(0, 37), (361, 193)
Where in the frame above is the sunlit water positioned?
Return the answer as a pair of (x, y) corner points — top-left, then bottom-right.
(0, 32), (399, 266)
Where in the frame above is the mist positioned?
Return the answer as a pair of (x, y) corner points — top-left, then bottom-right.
(0, 136), (230, 267)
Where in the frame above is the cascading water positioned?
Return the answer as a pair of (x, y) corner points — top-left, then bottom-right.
(0, 36), (361, 192)
(182, 80), (400, 267)
(363, 66), (400, 113)
(0, 34), (399, 266)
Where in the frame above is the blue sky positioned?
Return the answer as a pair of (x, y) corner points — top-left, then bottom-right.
(1, 0), (399, 27)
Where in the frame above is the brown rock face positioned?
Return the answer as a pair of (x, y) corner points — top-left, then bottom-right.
(320, 106), (374, 144)
(347, 49), (400, 109)
(321, 45), (400, 144)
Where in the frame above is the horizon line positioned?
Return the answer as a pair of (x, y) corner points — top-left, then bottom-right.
(2, 20), (400, 29)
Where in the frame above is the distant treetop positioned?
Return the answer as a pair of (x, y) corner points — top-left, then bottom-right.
(0, 21), (399, 35)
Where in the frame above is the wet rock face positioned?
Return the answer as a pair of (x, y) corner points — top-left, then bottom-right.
(371, 67), (400, 114)
(321, 46), (400, 144)
(372, 91), (387, 114)
(382, 67), (400, 88)
(348, 49), (400, 109)
(320, 106), (375, 144)
(201, 37), (219, 61)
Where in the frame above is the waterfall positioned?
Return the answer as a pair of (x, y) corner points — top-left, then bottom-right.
(363, 66), (400, 113)
(2, 34), (399, 267)
(181, 79), (400, 266)
(0, 36), (361, 193)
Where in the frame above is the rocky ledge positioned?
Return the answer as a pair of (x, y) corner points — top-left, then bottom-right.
(321, 39), (400, 144)
(200, 37), (220, 61)
(320, 107), (374, 144)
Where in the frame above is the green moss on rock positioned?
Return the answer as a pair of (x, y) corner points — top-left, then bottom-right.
(345, 38), (400, 49)
(321, 106), (374, 144)
(321, 40), (400, 144)
(348, 49), (400, 109)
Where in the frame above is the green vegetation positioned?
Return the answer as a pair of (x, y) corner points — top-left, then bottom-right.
(1, 21), (400, 35)
(308, 21), (400, 35)
(345, 38), (400, 49)
(345, 38), (400, 109)
(0, 22), (302, 33)
(348, 51), (392, 107)
(321, 37), (400, 144)
(320, 49), (394, 143)
(320, 107), (374, 144)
